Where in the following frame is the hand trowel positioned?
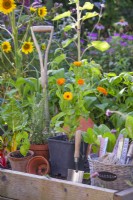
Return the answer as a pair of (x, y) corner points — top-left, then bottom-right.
(67, 130), (84, 183)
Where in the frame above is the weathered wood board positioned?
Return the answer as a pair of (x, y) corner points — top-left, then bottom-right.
(0, 169), (133, 200)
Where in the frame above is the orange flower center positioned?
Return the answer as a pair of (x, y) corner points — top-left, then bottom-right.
(24, 44), (30, 50)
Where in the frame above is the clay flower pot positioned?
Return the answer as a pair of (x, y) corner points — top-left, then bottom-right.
(30, 144), (49, 160)
(26, 156), (50, 175)
(7, 150), (34, 172)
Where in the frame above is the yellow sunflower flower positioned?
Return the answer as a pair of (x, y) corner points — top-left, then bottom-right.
(1, 41), (12, 53)
(0, 0), (16, 15)
(30, 7), (37, 13)
(41, 43), (46, 50)
(63, 92), (73, 101)
(38, 6), (47, 18)
(22, 42), (34, 54)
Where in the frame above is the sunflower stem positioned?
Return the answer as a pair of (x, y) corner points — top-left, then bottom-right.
(10, 11), (22, 77)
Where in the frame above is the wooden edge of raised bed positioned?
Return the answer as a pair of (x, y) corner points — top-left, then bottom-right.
(0, 168), (133, 200)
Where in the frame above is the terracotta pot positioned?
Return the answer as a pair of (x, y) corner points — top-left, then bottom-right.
(26, 156), (50, 175)
(77, 117), (94, 131)
(30, 144), (49, 160)
(7, 150), (34, 172)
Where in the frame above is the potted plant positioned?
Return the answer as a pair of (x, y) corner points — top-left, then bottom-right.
(0, 96), (34, 172)
(48, 0), (110, 177)
(29, 92), (52, 160)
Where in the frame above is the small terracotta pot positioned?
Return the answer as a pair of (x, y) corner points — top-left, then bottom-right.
(26, 156), (50, 175)
(30, 144), (49, 160)
(7, 150), (34, 172)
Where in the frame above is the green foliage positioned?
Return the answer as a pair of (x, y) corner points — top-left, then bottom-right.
(29, 92), (51, 144)
(83, 124), (116, 152)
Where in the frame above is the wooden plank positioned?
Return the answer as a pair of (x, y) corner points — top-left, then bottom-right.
(0, 169), (116, 200)
(114, 188), (133, 200)
(0, 196), (15, 200)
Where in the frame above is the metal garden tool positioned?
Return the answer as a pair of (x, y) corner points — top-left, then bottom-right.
(67, 130), (84, 183)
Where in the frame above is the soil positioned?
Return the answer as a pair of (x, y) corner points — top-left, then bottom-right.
(10, 151), (31, 158)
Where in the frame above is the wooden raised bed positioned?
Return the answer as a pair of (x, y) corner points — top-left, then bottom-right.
(0, 168), (133, 200)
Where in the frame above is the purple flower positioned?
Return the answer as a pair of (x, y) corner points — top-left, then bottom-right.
(95, 23), (105, 30)
(111, 129), (117, 134)
(32, 0), (42, 8)
(106, 36), (112, 43)
(106, 109), (113, 117)
(19, 0), (30, 7)
(114, 33), (120, 37)
(115, 20), (128, 26)
(127, 35), (133, 41)
(120, 41), (127, 46)
(80, 39), (85, 44)
(121, 34), (129, 39)
(88, 32), (98, 40)
(107, 48), (115, 54)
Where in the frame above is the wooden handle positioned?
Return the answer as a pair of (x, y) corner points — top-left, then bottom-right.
(74, 130), (82, 162)
(31, 26), (54, 33)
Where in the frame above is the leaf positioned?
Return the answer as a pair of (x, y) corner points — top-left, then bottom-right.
(52, 54), (66, 64)
(53, 11), (71, 21)
(62, 37), (77, 48)
(69, 0), (78, 4)
(51, 68), (65, 78)
(109, 76), (122, 85)
(125, 116), (133, 139)
(103, 132), (116, 152)
(80, 2), (94, 10)
(64, 24), (75, 32)
(82, 12), (98, 20)
(51, 112), (66, 126)
(91, 41), (110, 52)
(95, 103), (108, 111)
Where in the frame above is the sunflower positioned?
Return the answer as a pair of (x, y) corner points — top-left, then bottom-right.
(1, 41), (12, 53)
(41, 43), (46, 50)
(77, 79), (84, 85)
(21, 42), (34, 54)
(0, 0), (16, 15)
(63, 92), (73, 101)
(73, 61), (82, 67)
(56, 78), (65, 86)
(30, 6), (37, 13)
(38, 6), (47, 18)
(97, 86), (108, 96)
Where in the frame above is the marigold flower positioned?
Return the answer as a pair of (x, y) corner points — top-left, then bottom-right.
(0, 0), (16, 15)
(97, 86), (108, 96)
(77, 79), (84, 85)
(1, 41), (11, 53)
(30, 7), (37, 12)
(73, 61), (82, 67)
(38, 6), (47, 18)
(63, 92), (73, 101)
(22, 42), (34, 54)
(56, 78), (65, 85)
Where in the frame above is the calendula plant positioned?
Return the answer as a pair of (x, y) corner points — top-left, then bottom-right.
(0, 0), (48, 77)
(50, 0), (110, 140)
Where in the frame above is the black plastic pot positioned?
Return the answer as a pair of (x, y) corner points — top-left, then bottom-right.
(48, 135), (87, 178)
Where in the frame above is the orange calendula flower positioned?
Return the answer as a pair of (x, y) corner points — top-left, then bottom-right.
(97, 86), (108, 96)
(56, 78), (65, 85)
(63, 92), (73, 101)
(73, 61), (82, 67)
(77, 79), (85, 85)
